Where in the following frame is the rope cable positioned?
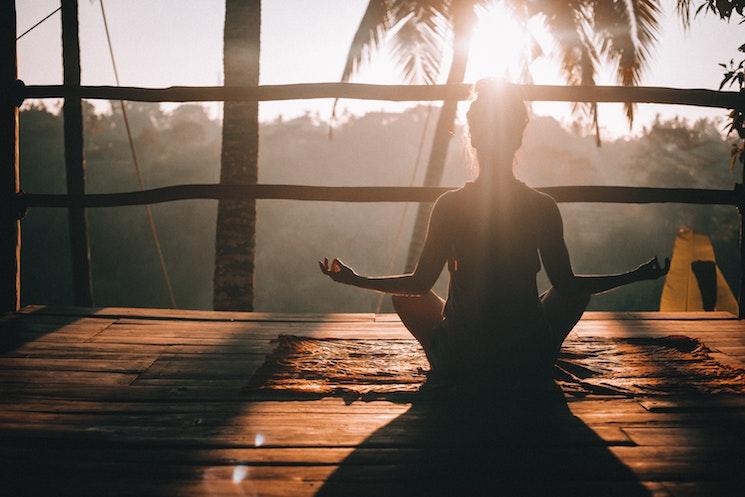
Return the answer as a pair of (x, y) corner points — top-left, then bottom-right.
(16, 6), (61, 41)
(98, 0), (177, 308)
(373, 105), (434, 314)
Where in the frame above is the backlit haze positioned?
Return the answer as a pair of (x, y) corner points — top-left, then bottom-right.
(16, 0), (745, 138)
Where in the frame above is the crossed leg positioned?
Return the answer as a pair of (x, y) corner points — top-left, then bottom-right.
(540, 286), (591, 356)
(390, 280), (669, 379)
(392, 287), (592, 364)
(391, 291), (445, 362)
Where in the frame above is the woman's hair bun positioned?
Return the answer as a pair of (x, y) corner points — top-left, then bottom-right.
(473, 78), (523, 103)
(469, 78), (528, 126)
(473, 78), (504, 99)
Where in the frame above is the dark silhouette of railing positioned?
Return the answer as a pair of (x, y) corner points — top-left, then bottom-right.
(2, 1), (745, 316)
(17, 82), (745, 108)
(15, 185), (743, 208)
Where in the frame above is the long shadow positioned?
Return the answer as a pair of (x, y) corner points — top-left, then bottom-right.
(0, 307), (330, 496)
(317, 383), (654, 497)
(0, 306), (90, 353)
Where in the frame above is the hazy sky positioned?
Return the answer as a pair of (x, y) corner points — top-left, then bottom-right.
(15, 0), (745, 137)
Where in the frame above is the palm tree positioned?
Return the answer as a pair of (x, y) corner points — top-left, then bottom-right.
(213, 0), (261, 311)
(341, 0), (661, 270)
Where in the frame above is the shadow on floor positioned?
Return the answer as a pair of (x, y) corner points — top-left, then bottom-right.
(317, 383), (654, 497)
(0, 308), (89, 353)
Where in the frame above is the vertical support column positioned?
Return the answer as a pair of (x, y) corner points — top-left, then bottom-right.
(739, 180), (745, 318)
(61, 0), (93, 306)
(740, 208), (745, 319)
(0, 3), (20, 314)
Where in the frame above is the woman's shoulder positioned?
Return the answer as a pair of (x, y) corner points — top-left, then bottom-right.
(518, 181), (558, 210)
(435, 183), (470, 207)
(429, 184), (473, 226)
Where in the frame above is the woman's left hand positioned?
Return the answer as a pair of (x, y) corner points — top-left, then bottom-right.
(319, 257), (358, 285)
(636, 256), (671, 281)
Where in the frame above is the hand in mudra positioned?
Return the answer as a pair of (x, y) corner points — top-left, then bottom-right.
(636, 256), (671, 281)
(319, 257), (357, 284)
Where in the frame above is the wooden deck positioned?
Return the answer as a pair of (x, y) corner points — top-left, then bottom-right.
(1, 306), (745, 496)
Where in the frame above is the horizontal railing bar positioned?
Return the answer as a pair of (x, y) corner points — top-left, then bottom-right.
(20, 83), (745, 109)
(17, 184), (740, 208)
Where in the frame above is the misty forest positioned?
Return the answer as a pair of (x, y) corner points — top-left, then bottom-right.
(19, 101), (741, 312)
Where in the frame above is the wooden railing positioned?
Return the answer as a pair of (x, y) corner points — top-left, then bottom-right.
(16, 81), (745, 109)
(3, 1), (745, 316)
(14, 185), (743, 209)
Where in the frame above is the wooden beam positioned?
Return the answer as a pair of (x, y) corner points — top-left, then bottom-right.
(16, 184), (739, 208)
(0, 2), (20, 314)
(61, 0), (93, 307)
(737, 183), (745, 319)
(21, 83), (745, 109)
(741, 212), (745, 318)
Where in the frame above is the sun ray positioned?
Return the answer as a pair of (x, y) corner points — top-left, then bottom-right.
(466, 4), (561, 86)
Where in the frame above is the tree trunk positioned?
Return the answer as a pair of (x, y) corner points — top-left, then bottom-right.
(404, 3), (476, 272)
(213, 0), (261, 311)
(61, 0), (93, 306)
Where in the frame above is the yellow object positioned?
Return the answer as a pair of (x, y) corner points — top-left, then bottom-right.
(660, 228), (738, 314)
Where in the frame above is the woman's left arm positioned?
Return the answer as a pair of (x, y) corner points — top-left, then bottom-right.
(320, 197), (449, 296)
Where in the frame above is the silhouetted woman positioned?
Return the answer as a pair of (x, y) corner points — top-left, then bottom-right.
(320, 79), (669, 386)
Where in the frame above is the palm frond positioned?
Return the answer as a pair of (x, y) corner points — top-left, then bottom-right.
(340, 0), (393, 82)
(592, 0), (660, 124)
(537, 2), (606, 143)
(676, 0), (693, 27)
(540, 4), (592, 85)
(578, 21), (602, 144)
(389, 2), (449, 84)
(628, 0), (660, 60)
(506, 0), (544, 80)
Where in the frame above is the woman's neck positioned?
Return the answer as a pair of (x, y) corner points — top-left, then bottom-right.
(473, 159), (519, 189)
(472, 175), (520, 198)
(475, 149), (518, 181)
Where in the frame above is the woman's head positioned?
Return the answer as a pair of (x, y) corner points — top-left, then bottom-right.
(466, 79), (529, 171)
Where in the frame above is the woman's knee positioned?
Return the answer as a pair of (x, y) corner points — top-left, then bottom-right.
(392, 292), (445, 326)
(391, 295), (430, 320)
(542, 286), (590, 326)
(391, 294), (412, 314)
(565, 289), (590, 309)
(543, 286), (590, 308)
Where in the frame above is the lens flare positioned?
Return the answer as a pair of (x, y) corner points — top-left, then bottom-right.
(467, 4), (552, 83)
(232, 464), (249, 484)
(254, 433), (265, 447)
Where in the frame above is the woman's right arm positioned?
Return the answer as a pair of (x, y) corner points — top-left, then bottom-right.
(319, 195), (449, 296)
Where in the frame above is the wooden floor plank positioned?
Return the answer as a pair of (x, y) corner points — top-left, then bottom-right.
(0, 369), (138, 386)
(136, 353), (266, 380)
(374, 311), (739, 321)
(19, 305), (376, 323)
(0, 356), (157, 373)
(2, 445), (742, 466)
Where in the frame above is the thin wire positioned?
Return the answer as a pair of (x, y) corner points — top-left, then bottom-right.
(16, 6), (61, 41)
(98, 0), (177, 308)
(373, 105), (434, 314)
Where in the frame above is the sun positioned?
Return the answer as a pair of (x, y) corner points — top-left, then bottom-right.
(466, 4), (553, 84)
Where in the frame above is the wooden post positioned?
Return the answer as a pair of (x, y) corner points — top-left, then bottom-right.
(739, 180), (745, 319)
(61, 0), (93, 306)
(739, 210), (745, 318)
(0, 2), (20, 314)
